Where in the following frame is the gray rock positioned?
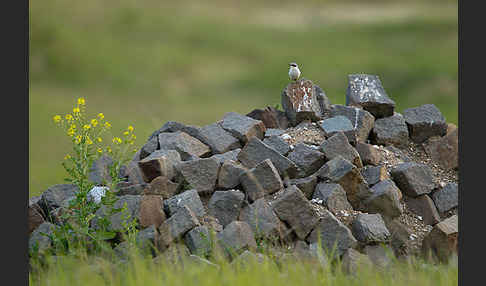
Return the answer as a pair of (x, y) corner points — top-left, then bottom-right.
(40, 184), (78, 214)
(355, 142), (382, 166)
(330, 104), (375, 143)
(391, 162), (435, 197)
(403, 104), (447, 143)
(154, 242), (191, 265)
(217, 221), (257, 256)
(287, 175), (318, 199)
(219, 112), (266, 144)
(345, 74), (395, 118)
(364, 244), (394, 269)
(117, 182), (147, 196)
(140, 136), (159, 160)
(240, 159), (284, 202)
(265, 128), (285, 137)
(184, 226), (211, 256)
(361, 165), (389, 186)
(320, 132), (362, 168)
(237, 137), (298, 178)
(139, 195), (166, 228)
(239, 198), (283, 239)
(319, 116), (357, 145)
(217, 160), (247, 189)
(89, 155), (114, 185)
(341, 248), (373, 274)
(157, 205), (200, 250)
(125, 160), (146, 185)
(421, 215), (458, 263)
(210, 148), (241, 165)
(29, 196), (45, 234)
(351, 213), (390, 243)
(163, 189), (205, 218)
(148, 121), (188, 140)
(246, 106), (289, 130)
(186, 255), (220, 269)
(364, 180), (403, 219)
(307, 210), (358, 257)
(29, 222), (56, 254)
(197, 123), (241, 154)
(287, 143), (326, 177)
(136, 225), (158, 253)
(371, 113), (409, 148)
(94, 195), (142, 231)
(176, 157), (220, 194)
(405, 195), (441, 225)
(272, 185), (319, 240)
(144, 176), (179, 199)
(431, 183), (458, 213)
(423, 128), (458, 170)
(292, 242), (328, 268)
(208, 190), (245, 227)
(231, 250), (267, 267)
(263, 135), (291, 155)
(138, 150), (181, 183)
(313, 183), (353, 214)
(158, 131), (211, 161)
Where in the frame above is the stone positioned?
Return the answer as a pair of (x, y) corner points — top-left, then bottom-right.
(355, 142), (382, 166)
(361, 165), (389, 187)
(319, 116), (357, 145)
(237, 137), (298, 178)
(364, 180), (403, 219)
(136, 225), (158, 254)
(140, 136), (159, 160)
(208, 190), (245, 227)
(138, 150), (181, 183)
(307, 210), (358, 257)
(421, 215), (458, 263)
(29, 196), (45, 234)
(176, 157), (220, 194)
(246, 106), (289, 130)
(264, 128), (285, 137)
(157, 206), (200, 250)
(239, 198), (283, 239)
(272, 185), (319, 240)
(364, 245), (393, 269)
(320, 132), (362, 168)
(313, 183), (353, 214)
(184, 226), (211, 256)
(217, 160), (247, 189)
(240, 159), (284, 202)
(154, 242), (191, 265)
(117, 182), (147, 196)
(163, 189), (205, 218)
(424, 128), (458, 170)
(403, 104), (447, 143)
(383, 218), (412, 257)
(345, 74), (395, 118)
(186, 255), (220, 269)
(158, 131), (211, 161)
(217, 221), (257, 256)
(220, 112), (266, 144)
(370, 113), (409, 148)
(263, 135), (291, 156)
(40, 184), (78, 214)
(89, 155), (114, 184)
(391, 162), (435, 197)
(210, 148), (241, 165)
(231, 250), (267, 266)
(197, 123), (241, 154)
(287, 143), (326, 177)
(148, 121), (189, 140)
(281, 79), (330, 126)
(29, 222), (56, 254)
(330, 104), (375, 143)
(292, 242), (328, 268)
(125, 160), (146, 185)
(341, 248), (373, 274)
(139, 195), (166, 228)
(144, 176), (179, 199)
(94, 195), (142, 231)
(431, 183), (458, 213)
(405, 195), (441, 225)
(287, 175), (318, 199)
(351, 213), (390, 243)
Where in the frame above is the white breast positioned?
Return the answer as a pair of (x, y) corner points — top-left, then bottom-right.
(289, 66), (301, 80)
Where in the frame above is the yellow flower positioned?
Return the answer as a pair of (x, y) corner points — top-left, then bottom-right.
(97, 148), (103, 153)
(123, 131), (129, 136)
(64, 154), (71, 160)
(67, 129), (75, 137)
(83, 124), (91, 130)
(97, 137), (102, 143)
(128, 126), (134, 132)
(73, 107), (80, 114)
(77, 98), (85, 105)
(97, 113), (104, 120)
(70, 124), (76, 130)
(107, 147), (112, 153)
(53, 115), (61, 123)
(113, 137), (122, 145)
(132, 135), (136, 140)
(91, 119), (98, 127)
(75, 135), (82, 144)
(104, 122), (111, 129)
(133, 148), (137, 153)
(65, 114), (73, 121)
(86, 137), (93, 145)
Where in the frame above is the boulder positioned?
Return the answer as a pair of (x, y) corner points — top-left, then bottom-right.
(144, 176), (179, 199)
(391, 162), (435, 197)
(421, 215), (458, 263)
(197, 123), (241, 154)
(264, 128), (285, 137)
(217, 160), (247, 189)
(139, 195), (166, 228)
(219, 112), (266, 144)
(370, 113), (409, 148)
(39, 184), (78, 214)
(355, 143), (382, 166)
(341, 248), (373, 274)
(312, 183), (353, 214)
(157, 206), (200, 250)
(287, 175), (318, 199)
(240, 159), (284, 202)
(140, 136), (159, 160)
(29, 222), (56, 254)
(138, 150), (181, 183)
(319, 116), (357, 145)
(184, 226), (211, 256)
(246, 106), (289, 129)
(208, 190), (245, 227)
(154, 242), (191, 265)
(263, 135), (291, 156)
(186, 255), (220, 269)
(163, 189), (205, 218)
(351, 213), (390, 243)
(217, 221), (257, 256)
(405, 195), (441, 225)
(431, 183), (458, 213)
(210, 148), (241, 165)
(29, 196), (45, 234)
(231, 250), (267, 267)
(148, 121), (191, 140)
(240, 198), (283, 239)
(176, 157), (220, 194)
(125, 160), (146, 185)
(364, 180), (403, 219)
(94, 195), (142, 231)
(403, 104), (447, 143)
(287, 143), (326, 177)
(361, 165), (389, 187)
(158, 131), (211, 160)
(424, 128), (458, 170)
(364, 245), (394, 269)
(320, 132), (362, 168)
(330, 104), (375, 143)
(89, 155), (114, 184)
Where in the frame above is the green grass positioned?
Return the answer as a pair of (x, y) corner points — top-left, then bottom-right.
(29, 0), (458, 196)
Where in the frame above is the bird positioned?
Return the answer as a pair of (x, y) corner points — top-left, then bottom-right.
(288, 62), (301, 81)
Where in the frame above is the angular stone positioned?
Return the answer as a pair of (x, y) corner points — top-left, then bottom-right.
(136, 225), (158, 253)
(421, 215), (458, 263)
(246, 106), (289, 130)
(330, 104), (375, 143)
(364, 244), (394, 269)
(307, 210), (358, 257)
(94, 195), (142, 231)
(208, 190), (245, 227)
(239, 198), (283, 239)
(197, 123), (241, 154)
(231, 250), (267, 267)
(405, 195), (440, 226)
(351, 213), (390, 243)
(431, 183), (458, 213)
(345, 74), (395, 118)
(40, 184), (78, 214)
(237, 137), (298, 178)
(117, 182), (147, 196)
(163, 189), (205, 218)
(391, 162), (435, 197)
(210, 148), (241, 165)
(125, 160), (146, 185)
(240, 159), (284, 202)
(403, 104), (447, 143)
(139, 195), (166, 228)
(320, 132), (362, 168)
(424, 128), (458, 170)
(29, 222), (55, 254)
(371, 113), (409, 148)
(364, 180), (403, 219)
(144, 176), (179, 199)
(138, 150), (181, 183)
(288, 143), (326, 177)
(186, 255), (220, 269)
(272, 185), (319, 240)
(263, 135), (291, 156)
(217, 221), (257, 255)
(383, 218), (412, 257)
(89, 155), (114, 185)
(158, 131), (211, 161)
(361, 165), (389, 186)
(292, 241), (328, 268)
(287, 175), (318, 199)
(341, 248), (373, 274)
(154, 242), (191, 265)
(29, 196), (45, 234)
(319, 116), (357, 145)
(217, 160), (246, 189)
(140, 136), (159, 160)
(157, 205), (200, 250)
(176, 157), (220, 194)
(220, 112), (266, 144)
(148, 121), (189, 141)
(265, 128), (285, 137)
(313, 183), (353, 214)
(184, 226), (211, 256)
(355, 142), (382, 166)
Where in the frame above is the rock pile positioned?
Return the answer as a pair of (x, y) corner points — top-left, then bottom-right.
(29, 74), (458, 267)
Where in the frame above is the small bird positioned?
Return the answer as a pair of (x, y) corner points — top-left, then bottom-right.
(288, 62), (301, 81)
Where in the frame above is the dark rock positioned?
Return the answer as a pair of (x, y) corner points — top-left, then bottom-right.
(94, 195), (142, 231)
(431, 183), (458, 213)
(292, 241), (328, 268)
(29, 222), (56, 254)
(40, 184), (78, 214)
(391, 162), (435, 197)
(148, 121), (188, 140)
(364, 180), (403, 219)
(263, 135), (291, 155)
(424, 128), (458, 170)
(139, 195), (166, 228)
(330, 104), (375, 143)
(355, 142), (382, 166)
(272, 185), (319, 240)
(345, 74), (395, 118)
(217, 160), (247, 189)
(237, 137), (298, 178)
(217, 221), (257, 255)
(287, 175), (318, 199)
(125, 160), (146, 185)
(140, 136), (159, 160)
(421, 215), (458, 263)
(364, 245), (393, 269)
(319, 116), (357, 145)
(158, 131), (211, 161)
(144, 176), (179, 199)
(210, 148), (241, 165)
(197, 123), (241, 154)
(240, 198), (283, 239)
(320, 132), (362, 168)
(163, 189), (205, 218)
(383, 218), (412, 257)
(240, 159), (284, 202)
(157, 205), (200, 250)
(89, 155), (114, 185)
(220, 112), (266, 144)
(231, 250), (267, 267)
(138, 150), (181, 183)
(313, 183), (353, 214)
(403, 104), (447, 143)
(351, 213), (390, 243)
(184, 226), (211, 256)
(154, 242), (191, 265)
(117, 182), (147, 196)
(361, 165), (389, 187)
(288, 143), (326, 177)
(341, 248), (373, 274)
(208, 190), (245, 227)
(246, 106), (289, 130)
(136, 225), (158, 254)
(370, 113), (409, 148)
(265, 128), (285, 137)
(405, 195), (441, 225)
(176, 157), (220, 194)
(29, 196), (45, 234)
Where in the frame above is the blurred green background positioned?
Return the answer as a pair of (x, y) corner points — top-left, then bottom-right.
(29, 0), (458, 197)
